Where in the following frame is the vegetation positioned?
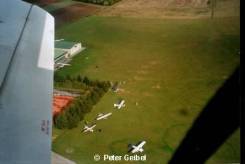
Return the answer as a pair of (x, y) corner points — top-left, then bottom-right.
(76, 0), (121, 6)
(52, 16), (240, 164)
(53, 75), (110, 129)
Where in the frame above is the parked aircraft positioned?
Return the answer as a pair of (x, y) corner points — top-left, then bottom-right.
(96, 113), (112, 120)
(128, 141), (146, 154)
(83, 124), (96, 133)
(114, 99), (125, 109)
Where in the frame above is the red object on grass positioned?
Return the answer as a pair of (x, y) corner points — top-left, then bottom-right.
(53, 96), (74, 116)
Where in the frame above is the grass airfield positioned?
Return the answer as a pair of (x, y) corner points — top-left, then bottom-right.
(52, 13), (240, 164)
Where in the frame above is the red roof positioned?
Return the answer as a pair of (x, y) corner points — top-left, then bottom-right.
(53, 96), (74, 116)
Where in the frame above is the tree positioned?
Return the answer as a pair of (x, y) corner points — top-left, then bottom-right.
(54, 112), (68, 129)
(65, 110), (79, 129)
(66, 75), (72, 81)
(53, 74), (112, 129)
(54, 74), (65, 82)
(77, 75), (83, 82)
(74, 101), (85, 120)
(208, 0), (216, 19)
(94, 86), (105, 97)
(83, 76), (90, 85)
(90, 90), (100, 104)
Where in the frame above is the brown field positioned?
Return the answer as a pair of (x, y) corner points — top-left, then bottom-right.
(51, 4), (99, 27)
(98, 0), (240, 18)
(49, 0), (239, 27)
(31, 0), (58, 6)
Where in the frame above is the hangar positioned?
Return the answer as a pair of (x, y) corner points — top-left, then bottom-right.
(55, 49), (67, 63)
(55, 40), (85, 57)
(54, 40), (85, 69)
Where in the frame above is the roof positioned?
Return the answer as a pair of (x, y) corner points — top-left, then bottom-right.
(55, 49), (66, 59)
(55, 40), (77, 49)
(53, 95), (74, 116)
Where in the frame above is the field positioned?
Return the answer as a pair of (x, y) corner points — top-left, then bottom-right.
(51, 3), (99, 27)
(52, 14), (240, 163)
(98, 0), (240, 18)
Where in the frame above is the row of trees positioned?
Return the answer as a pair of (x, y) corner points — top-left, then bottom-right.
(76, 0), (121, 6)
(54, 75), (111, 129)
(54, 74), (109, 89)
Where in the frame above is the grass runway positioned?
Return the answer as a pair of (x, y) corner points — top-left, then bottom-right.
(53, 16), (240, 164)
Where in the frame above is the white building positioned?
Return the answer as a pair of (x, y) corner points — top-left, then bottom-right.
(54, 40), (86, 70)
(55, 40), (85, 58)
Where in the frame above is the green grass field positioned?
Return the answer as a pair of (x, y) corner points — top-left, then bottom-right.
(53, 16), (240, 163)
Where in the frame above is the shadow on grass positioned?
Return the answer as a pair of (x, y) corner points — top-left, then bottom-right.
(169, 67), (240, 163)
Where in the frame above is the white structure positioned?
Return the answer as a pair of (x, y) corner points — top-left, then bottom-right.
(55, 40), (85, 58)
(54, 40), (86, 70)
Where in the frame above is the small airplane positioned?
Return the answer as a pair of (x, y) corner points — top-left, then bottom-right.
(114, 99), (125, 109)
(56, 63), (71, 68)
(83, 124), (96, 133)
(128, 141), (146, 154)
(55, 39), (64, 42)
(96, 113), (112, 120)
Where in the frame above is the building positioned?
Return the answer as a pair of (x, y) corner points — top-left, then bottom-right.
(55, 40), (84, 58)
(54, 40), (85, 70)
(55, 49), (67, 63)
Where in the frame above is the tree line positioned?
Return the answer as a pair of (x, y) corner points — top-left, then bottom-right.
(54, 74), (111, 129)
(76, 0), (121, 6)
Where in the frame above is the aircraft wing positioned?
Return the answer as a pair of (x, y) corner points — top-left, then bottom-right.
(128, 148), (134, 153)
(0, 0), (54, 163)
(137, 141), (146, 148)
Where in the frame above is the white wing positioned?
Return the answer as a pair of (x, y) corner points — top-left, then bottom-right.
(0, 0), (54, 163)
(137, 141), (146, 149)
(131, 141), (146, 153)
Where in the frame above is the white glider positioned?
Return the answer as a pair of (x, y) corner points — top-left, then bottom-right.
(96, 113), (112, 120)
(128, 141), (146, 154)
